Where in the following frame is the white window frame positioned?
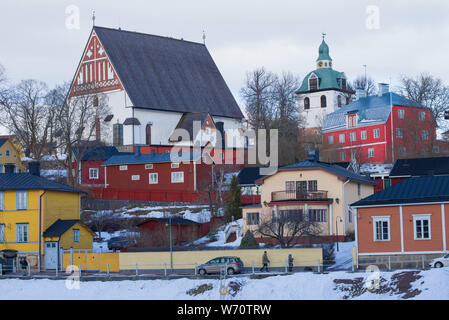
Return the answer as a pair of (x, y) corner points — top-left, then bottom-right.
(396, 128), (403, 139)
(398, 109), (405, 119)
(368, 148), (374, 158)
(373, 216), (391, 242)
(422, 130), (429, 140)
(361, 130), (367, 140)
(413, 214), (431, 240)
(5, 149), (10, 157)
(340, 151), (345, 161)
(171, 163), (180, 169)
(0, 191), (4, 211)
(145, 164), (153, 170)
(373, 129), (380, 139)
(351, 150), (357, 161)
(399, 146), (406, 156)
(73, 229), (80, 243)
(339, 134), (345, 144)
(16, 223), (29, 243)
(328, 135), (334, 145)
(149, 173), (158, 184)
(419, 111), (426, 121)
(0, 224), (5, 243)
(119, 165), (128, 171)
(16, 191), (28, 210)
(89, 168), (99, 180)
(350, 132), (356, 142)
(131, 175), (140, 181)
(171, 171), (184, 183)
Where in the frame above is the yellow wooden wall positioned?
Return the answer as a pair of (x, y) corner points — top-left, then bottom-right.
(59, 222), (93, 250)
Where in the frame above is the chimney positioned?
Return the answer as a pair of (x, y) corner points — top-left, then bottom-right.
(28, 161), (40, 176)
(378, 83), (390, 96)
(355, 88), (366, 100)
(4, 164), (15, 174)
(307, 150), (319, 162)
(135, 145), (141, 157)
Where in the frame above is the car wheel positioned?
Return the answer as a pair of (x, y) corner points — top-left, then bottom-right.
(199, 269), (207, 276)
(227, 268), (235, 275)
(435, 262), (444, 268)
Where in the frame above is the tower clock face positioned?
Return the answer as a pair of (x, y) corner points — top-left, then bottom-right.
(318, 61), (323, 67)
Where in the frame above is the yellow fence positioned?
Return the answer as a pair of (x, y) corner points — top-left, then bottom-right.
(62, 248), (322, 272)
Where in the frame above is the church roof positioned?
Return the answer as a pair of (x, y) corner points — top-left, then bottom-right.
(168, 112), (212, 142)
(92, 26), (244, 119)
(296, 68), (346, 93)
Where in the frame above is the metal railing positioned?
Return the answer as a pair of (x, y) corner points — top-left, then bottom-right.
(271, 190), (329, 202)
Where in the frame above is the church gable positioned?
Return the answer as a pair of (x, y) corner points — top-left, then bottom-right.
(69, 31), (123, 98)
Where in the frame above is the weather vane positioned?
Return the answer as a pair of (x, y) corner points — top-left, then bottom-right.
(322, 32), (326, 40)
(92, 10), (96, 26)
(202, 30), (206, 45)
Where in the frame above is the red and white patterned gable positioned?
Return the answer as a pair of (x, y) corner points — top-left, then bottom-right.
(69, 31), (123, 98)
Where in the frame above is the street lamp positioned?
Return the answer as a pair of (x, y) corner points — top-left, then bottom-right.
(335, 217), (343, 252)
(165, 216), (173, 271)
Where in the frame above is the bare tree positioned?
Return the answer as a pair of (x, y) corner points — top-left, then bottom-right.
(90, 210), (115, 241)
(0, 79), (57, 159)
(53, 85), (111, 186)
(351, 75), (377, 96)
(400, 73), (449, 146)
(256, 212), (322, 248)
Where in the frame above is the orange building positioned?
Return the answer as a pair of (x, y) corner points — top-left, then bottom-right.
(351, 176), (449, 269)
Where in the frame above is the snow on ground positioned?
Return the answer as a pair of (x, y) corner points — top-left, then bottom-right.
(192, 219), (243, 247)
(1, 268), (448, 300)
(40, 170), (68, 178)
(329, 241), (355, 270)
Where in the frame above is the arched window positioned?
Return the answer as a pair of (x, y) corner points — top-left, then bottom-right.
(304, 97), (310, 110)
(309, 74), (318, 91)
(346, 97), (351, 105)
(321, 95), (327, 108)
(146, 124), (152, 145)
(338, 95), (342, 108)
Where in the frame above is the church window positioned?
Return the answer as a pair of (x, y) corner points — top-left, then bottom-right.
(304, 98), (310, 110)
(321, 95), (327, 108)
(113, 123), (124, 146)
(309, 75), (318, 91)
(338, 96), (342, 108)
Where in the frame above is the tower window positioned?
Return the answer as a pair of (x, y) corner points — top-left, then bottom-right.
(338, 96), (342, 108)
(321, 95), (327, 108)
(304, 97), (310, 110)
(309, 77), (318, 91)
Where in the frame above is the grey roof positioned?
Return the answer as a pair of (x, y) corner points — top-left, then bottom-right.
(0, 173), (85, 193)
(278, 160), (376, 184)
(351, 176), (449, 207)
(93, 26), (244, 119)
(389, 157), (449, 177)
(43, 220), (80, 237)
(102, 151), (202, 166)
(322, 92), (427, 132)
(169, 112), (211, 142)
(73, 146), (130, 161)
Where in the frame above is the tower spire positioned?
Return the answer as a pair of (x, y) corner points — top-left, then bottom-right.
(202, 30), (206, 45)
(92, 10), (96, 27)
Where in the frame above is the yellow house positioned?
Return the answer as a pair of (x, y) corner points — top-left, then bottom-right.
(0, 172), (95, 271)
(0, 137), (25, 173)
(241, 156), (376, 245)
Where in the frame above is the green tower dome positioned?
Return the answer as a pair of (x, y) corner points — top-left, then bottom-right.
(317, 39), (332, 62)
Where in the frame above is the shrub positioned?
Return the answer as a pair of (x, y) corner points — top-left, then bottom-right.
(240, 230), (259, 248)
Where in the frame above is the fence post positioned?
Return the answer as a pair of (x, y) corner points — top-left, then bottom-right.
(164, 263), (167, 277)
(0, 263), (3, 276)
(422, 255), (425, 270)
(107, 264), (109, 277)
(56, 265), (58, 278)
(252, 261), (255, 274)
(70, 247), (73, 266)
(136, 263), (138, 276)
(285, 259), (288, 273)
(194, 263), (198, 276)
(28, 264), (31, 277)
(388, 256), (391, 271)
(13, 260), (16, 273)
(79, 265), (82, 279)
(317, 260), (321, 273)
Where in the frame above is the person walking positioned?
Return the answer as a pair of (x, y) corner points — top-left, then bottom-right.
(288, 253), (294, 272)
(20, 257), (28, 276)
(260, 251), (270, 272)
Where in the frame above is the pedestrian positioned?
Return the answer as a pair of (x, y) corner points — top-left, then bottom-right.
(260, 251), (270, 272)
(288, 253), (294, 272)
(20, 257), (28, 276)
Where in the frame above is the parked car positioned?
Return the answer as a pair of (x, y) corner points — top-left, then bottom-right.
(197, 256), (244, 275)
(107, 236), (135, 251)
(429, 253), (449, 268)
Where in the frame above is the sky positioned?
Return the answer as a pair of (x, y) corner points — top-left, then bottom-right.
(1, 0), (449, 123)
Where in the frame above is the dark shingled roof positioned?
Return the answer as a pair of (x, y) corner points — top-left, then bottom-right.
(73, 146), (131, 161)
(0, 138), (8, 148)
(0, 173), (85, 193)
(93, 26), (244, 119)
(389, 157), (449, 177)
(237, 167), (267, 185)
(351, 176), (449, 207)
(169, 112), (212, 142)
(102, 151), (202, 166)
(43, 220), (80, 237)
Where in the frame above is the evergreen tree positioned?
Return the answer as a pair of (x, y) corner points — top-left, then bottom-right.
(240, 230), (259, 248)
(225, 175), (242, 222)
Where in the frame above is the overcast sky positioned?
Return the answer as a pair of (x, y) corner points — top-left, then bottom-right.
(1, 0), (449, 111)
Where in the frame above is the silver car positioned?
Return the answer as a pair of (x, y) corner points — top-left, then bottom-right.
(198, 256), (244, 275)
(429, 253), (449, 268)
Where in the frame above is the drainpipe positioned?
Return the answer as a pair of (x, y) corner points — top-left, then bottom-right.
(38, 190), (47, 273)
(341, 179), (350, 238)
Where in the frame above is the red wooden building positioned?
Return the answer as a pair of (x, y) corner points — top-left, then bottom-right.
(322, 85), (436, 165)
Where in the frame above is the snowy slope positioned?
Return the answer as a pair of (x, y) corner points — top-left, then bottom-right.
(1, 268), (448, 300)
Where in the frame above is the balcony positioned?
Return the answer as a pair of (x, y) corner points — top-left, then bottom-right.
(271, 190), (330, 202)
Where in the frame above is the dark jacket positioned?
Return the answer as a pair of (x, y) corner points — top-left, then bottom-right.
(288, 255), (294, 265)
(20, 258), (28, 268)
(262, 253), (270, 264)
